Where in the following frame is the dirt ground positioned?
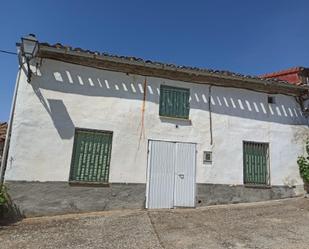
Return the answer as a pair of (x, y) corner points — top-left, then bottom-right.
(0, 197), (309, 249)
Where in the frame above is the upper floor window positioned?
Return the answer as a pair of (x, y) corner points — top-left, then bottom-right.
(159, 85), (190, 119)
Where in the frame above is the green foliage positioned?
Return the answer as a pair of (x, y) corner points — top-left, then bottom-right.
(0, 185), (22, 222)
(297, 141), (309, 184)
(0, 184), (10, 218)
(0, 185), (8, 205)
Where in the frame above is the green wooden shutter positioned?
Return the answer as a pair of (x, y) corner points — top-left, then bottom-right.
(243, 141), (269, 185)
(159, 85), (190, 119)
(70, 130), (112, 183)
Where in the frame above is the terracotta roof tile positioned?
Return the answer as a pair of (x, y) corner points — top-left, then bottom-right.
(39, 41), (297, 87)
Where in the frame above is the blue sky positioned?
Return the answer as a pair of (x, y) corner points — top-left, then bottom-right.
(0, 0), (308, 122)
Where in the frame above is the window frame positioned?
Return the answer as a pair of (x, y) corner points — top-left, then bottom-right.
(243, 141), (270, 188)
(69, 128), (113, 186)
(159, 85), (190, 119)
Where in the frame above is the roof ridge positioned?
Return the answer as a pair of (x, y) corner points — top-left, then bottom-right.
(39, 41), (296, 86)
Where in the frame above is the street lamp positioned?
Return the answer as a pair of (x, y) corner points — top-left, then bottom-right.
(21, 34), (38, 82)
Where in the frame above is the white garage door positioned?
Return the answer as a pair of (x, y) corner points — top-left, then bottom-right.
(147, 140), (196, 209)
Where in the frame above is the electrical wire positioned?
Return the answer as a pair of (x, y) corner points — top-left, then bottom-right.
(0, 49), (17, 55)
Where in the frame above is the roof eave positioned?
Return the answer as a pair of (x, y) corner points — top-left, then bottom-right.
(37, 45), (309, 97)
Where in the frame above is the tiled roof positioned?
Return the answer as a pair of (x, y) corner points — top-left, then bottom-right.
(39, 42), (297, 87)
(260, 67), (309, 86)
(0, 123), (7, 142)
(260, 67), (305, 78)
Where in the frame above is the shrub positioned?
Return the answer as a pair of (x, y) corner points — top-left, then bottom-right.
(0, 185), (8, 205)
(297, 141), (309, 184)
(0, 185), (23, 223)
(0, 184), (10, 218)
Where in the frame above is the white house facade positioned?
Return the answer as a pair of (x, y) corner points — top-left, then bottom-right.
(2, 36), (309, 216)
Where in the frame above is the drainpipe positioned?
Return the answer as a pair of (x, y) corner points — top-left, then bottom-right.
(208, 85), (213, 145)
(0, 68), (21, 187)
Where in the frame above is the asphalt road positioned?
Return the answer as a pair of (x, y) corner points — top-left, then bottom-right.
(1, 197), (309, 249)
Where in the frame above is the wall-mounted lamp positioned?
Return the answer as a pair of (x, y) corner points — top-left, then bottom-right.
(21, 34), (38, 83)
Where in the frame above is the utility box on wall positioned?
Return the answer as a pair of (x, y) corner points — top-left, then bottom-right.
(203, 151), (212, 164)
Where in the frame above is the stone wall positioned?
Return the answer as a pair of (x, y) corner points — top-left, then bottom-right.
(5, 181), (305, 217)
(6, 181), (146, 217)
(196, 184), (304, 206)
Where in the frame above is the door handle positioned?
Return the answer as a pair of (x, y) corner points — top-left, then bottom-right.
(178, 174), (184, 179)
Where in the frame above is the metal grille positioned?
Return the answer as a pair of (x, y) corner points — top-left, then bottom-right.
(243, 141), (269, 185)
(159, 85), (190, 119)
(70, 129), (113, 183)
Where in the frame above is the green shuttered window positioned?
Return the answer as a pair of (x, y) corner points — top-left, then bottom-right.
(243, 141), (269, 186)
(70, 129), (113, 183)
(159, 85), (190, 119)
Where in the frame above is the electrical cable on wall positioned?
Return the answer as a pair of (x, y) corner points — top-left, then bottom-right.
(138, 77), (147, 146)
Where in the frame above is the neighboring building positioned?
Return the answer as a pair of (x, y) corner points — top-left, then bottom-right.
(2, 35), (309, 216)
(261, 67), (309, 85)
(0, 122), (7, 163)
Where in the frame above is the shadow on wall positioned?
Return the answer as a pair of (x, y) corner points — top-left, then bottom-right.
(29, 59), (307, 140)
(47, 99), (75, 139)
(31, 81), (74, 139)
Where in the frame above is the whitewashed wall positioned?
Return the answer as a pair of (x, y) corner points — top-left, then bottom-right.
(5, 59), (308, 187)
